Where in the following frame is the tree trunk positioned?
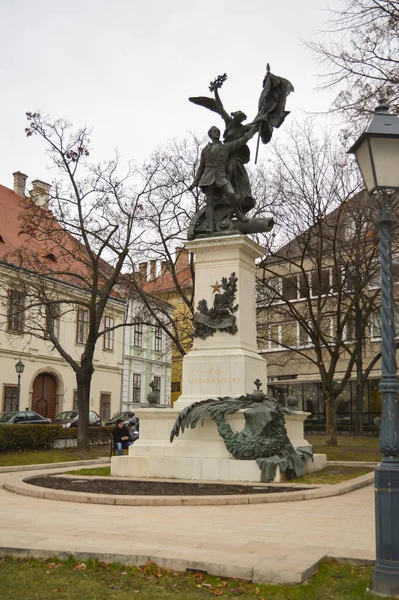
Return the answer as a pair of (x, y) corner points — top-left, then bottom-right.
(77, 377), (91, 451)
(354, 295), (364, 435)
(325, 394), (338, 446)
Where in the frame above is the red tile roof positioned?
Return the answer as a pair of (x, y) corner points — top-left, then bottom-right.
(143, 265), (193, 295)
(0, 183), (118, 294)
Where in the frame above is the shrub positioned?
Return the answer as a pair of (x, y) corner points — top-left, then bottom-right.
(57, 426), (113, 445)
(0, 424), (64, 452)
(0, 425), (114, 453)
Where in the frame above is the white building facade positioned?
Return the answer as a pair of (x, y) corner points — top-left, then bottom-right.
(0, 174), (125, 421)
(121, 295), (172, 411)
(0, 263), (125, 421)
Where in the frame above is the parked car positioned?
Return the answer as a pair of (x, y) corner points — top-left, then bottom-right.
(53, 410), (102, 429)
(104, 411), (139, 429)
(0, 410), (52, 425)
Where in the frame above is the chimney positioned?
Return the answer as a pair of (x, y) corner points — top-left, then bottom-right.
(149, 260), (157, 281)
(176, 247), (189, 271)
(13, 172), (28, 197)
(31, 179), (51, 209)
(138, 262), (148, 282)
(161, 260), (170, 275)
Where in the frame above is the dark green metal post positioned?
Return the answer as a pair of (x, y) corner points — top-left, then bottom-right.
(372, 193), (399, 596)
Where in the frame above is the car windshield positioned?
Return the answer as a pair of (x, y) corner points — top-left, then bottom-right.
(0, 412), (17, 422)
(54, 411), (78, 421)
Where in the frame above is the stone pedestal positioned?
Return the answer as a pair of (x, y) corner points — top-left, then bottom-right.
(175, 235), (266, 408)
(111, 407), (324, 482)
(111, 235), (326, 483)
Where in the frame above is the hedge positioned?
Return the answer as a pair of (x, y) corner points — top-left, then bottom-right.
(0, 425), (113, 452)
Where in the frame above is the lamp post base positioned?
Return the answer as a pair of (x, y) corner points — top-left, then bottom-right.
(372, 458), (399, 597)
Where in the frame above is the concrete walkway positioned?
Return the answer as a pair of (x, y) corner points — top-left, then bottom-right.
(0, 468), (375, 584)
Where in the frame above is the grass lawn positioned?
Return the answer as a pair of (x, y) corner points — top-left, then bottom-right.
(293, 465), (372, 484)
(0, 446), (108, 467)
(0, 557), (379, 600)
(67, 466), (111, 476)
(69, 465), (372, 485)
(307, 435), (380, 462)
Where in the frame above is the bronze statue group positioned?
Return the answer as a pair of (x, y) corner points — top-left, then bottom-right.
(188, 68), (293, 239)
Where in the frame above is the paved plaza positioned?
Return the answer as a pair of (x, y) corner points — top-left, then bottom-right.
(0, 467), (375, 583)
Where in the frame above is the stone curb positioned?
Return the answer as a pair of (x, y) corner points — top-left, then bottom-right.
(0, 545), (326, 584)
(327, 461), (378, 467)
(2, 470), (374, 506)
(0, 458), (110, 474)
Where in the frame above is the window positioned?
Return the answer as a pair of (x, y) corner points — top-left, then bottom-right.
(345, 317), (356, 341)
(25, 412), (40, 422)
(154, 327), (162, 352)
(73, 390), (79, 411)
(320, 317), (333, 342)
(261, 277), (282, 303)
(171, 382), (181, 393)
(3, 386), (17, 411)
(343, 215), (373, 241)
(268, 324), (281, 349)
(133, 322), (143, 348)
(311, 269), (330, 297)
(298, 323), (310, 346)
(100, 393), (111, 419)
(153, 376), (161, 393)
(76, 308), (89, 344)
(370, 312), (382, 338)
(8, 290), (25, 332)
(103, 316), (114, 351)
(45, 303), (60, 339)
(367, 260), (380, 289)
(281, 321), (297, 347)
(282, 275), (297, 301)
(368, 311), (399, 338)
(133, 374), (141, 402)
(331, 266), (342, 293)
(298, 273), (309, 299)
(343, 217), (356, 241)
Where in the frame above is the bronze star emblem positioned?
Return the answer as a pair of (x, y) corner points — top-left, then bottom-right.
(211, 281), (222, 293)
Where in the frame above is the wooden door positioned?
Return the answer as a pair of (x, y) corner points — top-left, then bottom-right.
(32, 373), (57, 421)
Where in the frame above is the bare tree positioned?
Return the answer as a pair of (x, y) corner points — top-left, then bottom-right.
(307, 0), (399, 134)
(257, 121), (389, 446)
(6, 112), (163, 450)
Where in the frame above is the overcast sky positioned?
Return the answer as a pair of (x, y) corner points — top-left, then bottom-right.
(0, 0), (344, 190)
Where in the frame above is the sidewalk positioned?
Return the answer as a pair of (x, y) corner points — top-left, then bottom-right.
(0, 467), (375, 584)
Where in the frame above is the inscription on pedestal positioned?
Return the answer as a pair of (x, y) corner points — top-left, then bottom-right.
(188, 368), (240, 386)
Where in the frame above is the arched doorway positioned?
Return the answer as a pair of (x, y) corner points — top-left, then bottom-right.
(32, 373), (57, 421)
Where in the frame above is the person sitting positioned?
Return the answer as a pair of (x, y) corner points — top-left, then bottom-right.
(112, 418), (132, 456)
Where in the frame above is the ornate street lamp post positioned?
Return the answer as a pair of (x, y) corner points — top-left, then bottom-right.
(15, 360), (25, 412)
(348, 104), (399, 596)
